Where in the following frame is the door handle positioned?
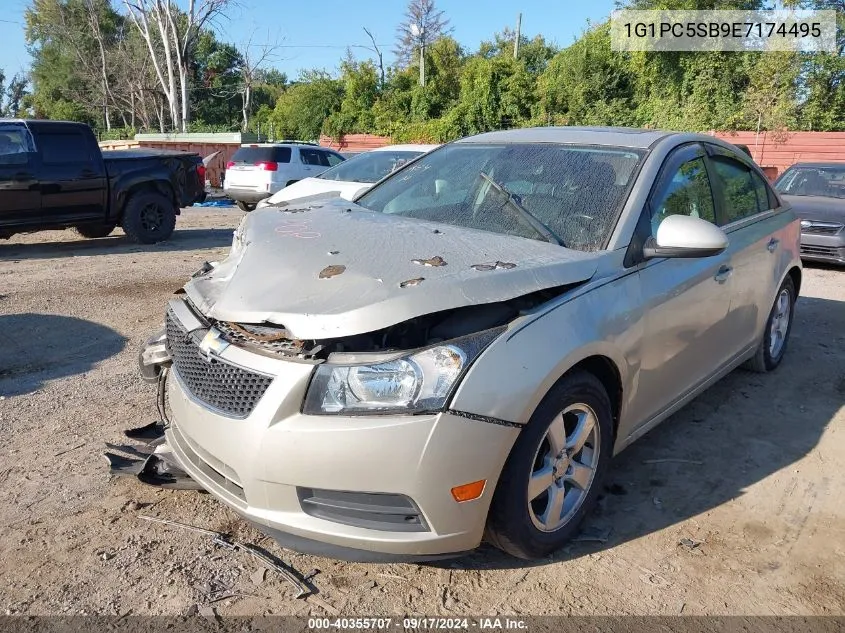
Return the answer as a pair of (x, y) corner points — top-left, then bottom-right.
(767, 237), (780, 252)
(714, 265), (733, 283)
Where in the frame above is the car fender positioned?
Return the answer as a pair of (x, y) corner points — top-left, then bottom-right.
(449, 268), (643, 432)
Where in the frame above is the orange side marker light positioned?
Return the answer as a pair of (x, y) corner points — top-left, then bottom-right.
(451, 480), (486, 503)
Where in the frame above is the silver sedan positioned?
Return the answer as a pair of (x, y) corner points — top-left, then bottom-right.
(140, 127), (801, 561)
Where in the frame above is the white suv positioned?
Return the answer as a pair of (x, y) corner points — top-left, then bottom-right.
(223, 143), (345, 211)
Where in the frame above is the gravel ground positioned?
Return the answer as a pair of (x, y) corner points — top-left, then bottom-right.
(0, 207), (843, 617)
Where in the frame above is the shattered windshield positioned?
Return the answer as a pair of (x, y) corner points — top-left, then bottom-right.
(775, 167), (845, 199)
(317, 150), (424, 183)
(356, 142), (644, 251)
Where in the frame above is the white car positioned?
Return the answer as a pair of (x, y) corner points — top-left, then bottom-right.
(256, 144), (438, 208)
(224, 143), (345, 211)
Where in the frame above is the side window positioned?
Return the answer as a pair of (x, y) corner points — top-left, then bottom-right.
(0, 125), (35, 166)
(650, 157), (716, 236)
(300, 148), (328, 166)
(750, 169), (775, 211)
(272, 147), (292, 163)
(325, 151), (344, 166)
(711, 156), (762, 224)
(38, 132), (92, 165)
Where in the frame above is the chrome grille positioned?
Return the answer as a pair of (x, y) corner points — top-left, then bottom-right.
(165, 308), (273, 418)
(802, 222), (843, 235)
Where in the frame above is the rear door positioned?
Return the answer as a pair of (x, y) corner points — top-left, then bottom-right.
(298, 147), (334, 179)
(705, 145), (789, 352)
(0, 122), (39, 226)
(35, 124), (107, 224)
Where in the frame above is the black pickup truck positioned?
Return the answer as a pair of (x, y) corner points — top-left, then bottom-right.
(0, 120), (206, 244)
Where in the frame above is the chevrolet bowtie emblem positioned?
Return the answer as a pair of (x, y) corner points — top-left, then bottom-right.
(199, 328), (229, 360)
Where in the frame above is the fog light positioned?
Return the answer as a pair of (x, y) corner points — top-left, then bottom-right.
(451, 480), (486, 503)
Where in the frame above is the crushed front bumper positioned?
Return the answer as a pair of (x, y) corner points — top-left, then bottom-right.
(161, 302), (520, 561)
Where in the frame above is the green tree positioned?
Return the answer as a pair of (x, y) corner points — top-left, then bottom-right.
(324, 55), (380, 136)
(270, 70), (342, 140)
(538, 23), (637, 126)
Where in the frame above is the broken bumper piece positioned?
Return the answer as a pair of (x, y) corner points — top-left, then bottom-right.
(138, 328), (170, 384)
(104, 433), (204, 491)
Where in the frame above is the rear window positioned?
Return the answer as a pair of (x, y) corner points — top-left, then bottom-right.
(231, 146), (291, 164)
(38, 131), (93, 165)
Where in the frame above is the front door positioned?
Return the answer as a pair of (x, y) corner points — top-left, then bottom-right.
(0, 123), (39, 227)
(628, 144), (735, 428)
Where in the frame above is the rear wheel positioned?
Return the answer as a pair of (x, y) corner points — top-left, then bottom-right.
(236, 201), (256, 212)
(485, 370), (614, 559)
(75, 224), (116, 239)
(745, 276), (796, 372)
(121, 191), (176, 244)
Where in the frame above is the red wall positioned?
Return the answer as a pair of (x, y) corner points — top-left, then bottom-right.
(712, 131), (845, 180)
(318, 133), (391, 152)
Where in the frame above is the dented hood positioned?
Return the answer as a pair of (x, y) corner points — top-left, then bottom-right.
(185, 199), (601, 339)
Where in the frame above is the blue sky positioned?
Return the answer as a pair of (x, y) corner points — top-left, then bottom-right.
(0, 0), (616, 81)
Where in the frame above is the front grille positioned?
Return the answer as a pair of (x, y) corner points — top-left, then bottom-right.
(802, 223), (843, 235)
(165, 308), (273, 418)
(801, 244), (841, 257)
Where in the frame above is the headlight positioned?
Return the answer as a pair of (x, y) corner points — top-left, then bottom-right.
(303, 329), (503, 415)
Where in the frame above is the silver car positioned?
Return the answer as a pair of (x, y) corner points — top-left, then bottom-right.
(142, 127), (801, 561)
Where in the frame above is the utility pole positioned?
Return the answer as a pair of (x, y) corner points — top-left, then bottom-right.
(514, 13), (522, 59)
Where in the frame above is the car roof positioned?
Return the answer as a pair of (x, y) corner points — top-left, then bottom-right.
(240, 141), (321, 148)
(370, 144), (439, 153)
(784, 162), (845, 169)
(456, 126), (676, 149)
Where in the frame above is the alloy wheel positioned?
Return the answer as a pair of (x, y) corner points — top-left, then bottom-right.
(768, 288), (791, 359)
(140, 203), (165, 233)
(527, 403), (601, 532)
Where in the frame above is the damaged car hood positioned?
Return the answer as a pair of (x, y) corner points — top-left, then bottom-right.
(185, 199), (602, 339)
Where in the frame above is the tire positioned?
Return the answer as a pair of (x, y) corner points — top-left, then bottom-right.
(236, 201), (256, 212)
(75, 224), (116, 239)
(744, 275), (796, 373)
(121, 191), (177, 244)
(485, 370), (614, 560)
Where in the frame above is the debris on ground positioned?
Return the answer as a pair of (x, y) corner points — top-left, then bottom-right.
(138, 515), (311, 598)
(678, 538), (704, 553)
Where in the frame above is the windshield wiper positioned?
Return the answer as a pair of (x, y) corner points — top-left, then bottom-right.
(478, 171), (562, 246)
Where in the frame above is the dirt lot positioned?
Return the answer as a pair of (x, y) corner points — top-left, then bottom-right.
(0, 207), (843, 617)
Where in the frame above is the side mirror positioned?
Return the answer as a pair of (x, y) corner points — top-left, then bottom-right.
(643, 214), (729, 259)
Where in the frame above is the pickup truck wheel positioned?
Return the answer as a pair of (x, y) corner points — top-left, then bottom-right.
(75, 224), (116, 239)
(236, 201), (256, 212)
(122, 192), (177, 244)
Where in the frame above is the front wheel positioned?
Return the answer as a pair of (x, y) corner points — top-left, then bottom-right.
(745, 276), (796, 372)
(121, 191), (177, 244)
(485, 370), (614, 560)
